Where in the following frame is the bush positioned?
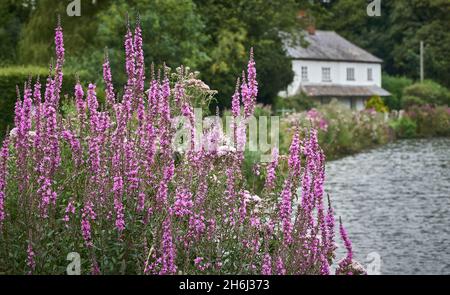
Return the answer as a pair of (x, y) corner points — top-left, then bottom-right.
(390, 117), (417, 139)
(402, 80), (450, 108)
(0, 66), (86, 141)
(365, 95), (388, 113)
(382, 74), (413, 110)
(274, 93), (318, 113)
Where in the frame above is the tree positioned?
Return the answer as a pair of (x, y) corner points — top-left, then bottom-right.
(193, 0), (304, 109)
(0, 0), (33, 65)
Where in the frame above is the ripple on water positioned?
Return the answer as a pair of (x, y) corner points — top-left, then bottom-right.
(325, 138), (450, 274)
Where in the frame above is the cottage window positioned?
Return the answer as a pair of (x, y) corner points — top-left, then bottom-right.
(301, 66), (308, 81)
(367, 68), (373, 81)
(347, 68), (355, 81)
(322, 67), (331, 82)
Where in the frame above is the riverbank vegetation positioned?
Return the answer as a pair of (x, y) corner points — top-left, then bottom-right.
(273, 98), (450, 161)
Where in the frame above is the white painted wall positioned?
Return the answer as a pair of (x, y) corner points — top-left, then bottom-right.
(279, 60), (382, 97)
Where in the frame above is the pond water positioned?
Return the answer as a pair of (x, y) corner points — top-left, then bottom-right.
(326, 138), (450, 275)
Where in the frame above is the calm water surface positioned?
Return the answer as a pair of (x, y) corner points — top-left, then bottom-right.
(326, 138), (450, 274)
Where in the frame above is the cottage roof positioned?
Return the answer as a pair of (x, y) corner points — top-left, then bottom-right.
(284, 31), (383, 63)
(300, 84), (391, 97)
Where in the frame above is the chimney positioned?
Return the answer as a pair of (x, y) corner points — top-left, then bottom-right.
(307, 24), (316, 35)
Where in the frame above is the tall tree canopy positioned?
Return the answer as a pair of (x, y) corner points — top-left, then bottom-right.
(317, 0), (450, 87)
(194, 0), (304, 108)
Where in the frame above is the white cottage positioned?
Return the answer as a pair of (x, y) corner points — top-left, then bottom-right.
(279, 29), (390, 110)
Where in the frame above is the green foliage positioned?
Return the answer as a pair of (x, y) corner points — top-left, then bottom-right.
(390, 117), (417, 139)
(0, 0), (32, 65)
(382, 74), (413, 110)
(365, 96), (388, 113)
(402, 80), (450, 108)
(0, 66), (82, 140)
(401, 95), (426, 109)
(194, 0), (301, 109)
(68, 0), (209, 87)
(274, 93), (318, 113)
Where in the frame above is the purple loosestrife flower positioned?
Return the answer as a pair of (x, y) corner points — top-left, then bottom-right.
(338, 217), (353, 271)
(54, 20), (65, 102)
(113, 176), (125, 232)
(319, 253), (330, 275)
(63, 200), (76, 223)
(137, 192), (146, 212)
(0, 137), (9, 227)
(160, 73), (171, 123)
(81, 216), (92, 248)
(279, 178), (293, 245)
(288, 129), (301, 177)
(88, 136), (101, 174)
(33, 79), (42, 105)
(261, 253), (272, 275)
(75, 82), (86, 125)
(42, 101), (60, 183)
(241, 50), (258, 119)
(325, 196), (336, 258)
(103, 53), (115, 105)
(87, 83), (98, 116)
(13, 93), (22, 132)
(188, 212), (207, 239)
(181, 102), (195, 151)
(247, 48), (258, 100)
(231, 78), (241, 118)
(21, 83), (33, 134)
(124, 23), (135, 87)
(125, 140), (140, 192)
(160, 217), (177, 275)
(241, 72), (251, 119)
(61, 130), (82, 166)
(134, 21), (145, 94)
(275, 256), (286, 275)
(170, 188), (193, 217)
(148, 78), (160, 117)
(264, 147), (278, 190)
(224, 167), (237, 225)
(33, 80), (43, 149)
(26, 242), (36, 275)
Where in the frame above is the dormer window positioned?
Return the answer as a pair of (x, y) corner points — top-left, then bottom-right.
(322, 67), (331, 82)
(301, 66), (308, 81)
(367, 68), (373, 81)
(347, 68), (355, 81)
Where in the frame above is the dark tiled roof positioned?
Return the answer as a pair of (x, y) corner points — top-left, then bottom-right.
(300, 84), (391, 97)
(284, 31), (383, 63)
